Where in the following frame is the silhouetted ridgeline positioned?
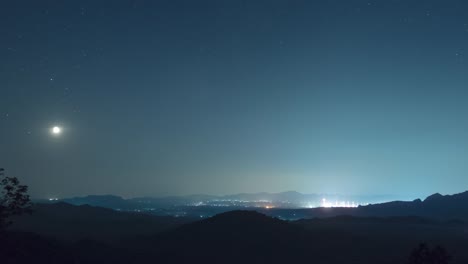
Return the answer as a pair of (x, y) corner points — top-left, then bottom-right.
(4, 192), (468, 263)
(45, 191), (468, 221)
(51, 191), (398, 210)
(146, 211), (468, 264)
(10, 202), (193, 242)
(263, 191), (468, 220)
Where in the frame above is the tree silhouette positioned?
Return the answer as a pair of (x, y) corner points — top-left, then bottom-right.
(408, 243), (451, 264)
(0, 168), (32, 231)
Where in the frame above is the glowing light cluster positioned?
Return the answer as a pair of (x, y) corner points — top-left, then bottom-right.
(321, 198), (358, 208)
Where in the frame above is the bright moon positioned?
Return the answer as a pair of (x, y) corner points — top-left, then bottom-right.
(51, 126), (62, 135)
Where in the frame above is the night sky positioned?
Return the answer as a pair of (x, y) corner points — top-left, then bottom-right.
(2, 0), (468, 199)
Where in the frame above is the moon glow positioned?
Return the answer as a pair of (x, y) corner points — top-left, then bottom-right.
(51, 126), (62, 135)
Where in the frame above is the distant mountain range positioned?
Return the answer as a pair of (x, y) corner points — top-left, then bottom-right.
(40, 191), (401, 210)
(39, 190), (468, 221)
(264, 191), (468, 221)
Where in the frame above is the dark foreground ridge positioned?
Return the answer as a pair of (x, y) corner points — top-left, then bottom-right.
(10, 202), (192, 241)
(3, 202), (468, 264)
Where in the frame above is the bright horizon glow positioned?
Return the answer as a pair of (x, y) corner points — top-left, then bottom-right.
(321, 198), (359, 208)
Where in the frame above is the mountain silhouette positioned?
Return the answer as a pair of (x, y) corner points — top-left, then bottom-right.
(266, 191), (468, 221)
(424, 193), (444, 202)
(54, 191), (397, 210)
(139, 210), (468, 264)
(10, 202), (191, 242)
(7, 205), (468, 264)
(148, 210), (316, 264)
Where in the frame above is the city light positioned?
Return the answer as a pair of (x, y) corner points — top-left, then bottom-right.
(321, 198), (358, 208)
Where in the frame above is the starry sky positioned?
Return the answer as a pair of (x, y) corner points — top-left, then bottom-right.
(1, 0), (468, 199)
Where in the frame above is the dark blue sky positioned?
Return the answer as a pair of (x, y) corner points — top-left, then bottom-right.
(1, 0), (468, 198)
